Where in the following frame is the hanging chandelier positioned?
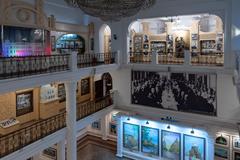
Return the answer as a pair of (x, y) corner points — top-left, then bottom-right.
(65, 0), (156, 21)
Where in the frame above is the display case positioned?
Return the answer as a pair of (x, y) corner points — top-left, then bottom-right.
(200, 40), (216, 54)
(2, 26), (51, 57)
(133, 35), (143, 52)
(150, 41), (166, 53)
(56, 34), (85, 54)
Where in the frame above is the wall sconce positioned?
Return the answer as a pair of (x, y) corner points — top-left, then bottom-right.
(127, 117), (130, 121)
(167, 124), (171, 129)
(191, 128), (195, 134)
(146, 121), (149, 125)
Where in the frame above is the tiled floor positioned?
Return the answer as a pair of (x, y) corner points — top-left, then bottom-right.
(77, 144), (132, 160)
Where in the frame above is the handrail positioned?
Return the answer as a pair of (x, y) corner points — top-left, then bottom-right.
(77, 52), (117, 68)
(76, 94), (113, 120)
(0, 112), (66, 158)
(0, 54), (70, 80)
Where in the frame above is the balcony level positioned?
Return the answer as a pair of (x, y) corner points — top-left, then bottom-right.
(0, 92), (115, 159)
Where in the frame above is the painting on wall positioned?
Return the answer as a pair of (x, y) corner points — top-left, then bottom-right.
(141, 126), (159, 156)
(58, 83), (66, 102)
(109, 122), (117, 135)
(92, 120), (101, 130)
(131, 71), (217, 116)
(233, 136), (240, 150)
(161, 130), (181, 160)
(81, 78), (90, 96)
(215, 134), (230, 147)
(123, 122), (139, 151)
(233, 150), (240, 160)
(16, 91), (33, 116)
(43, 147), (57, 160)
(214, 146), (229, 160)
(184, 135), (205, 160)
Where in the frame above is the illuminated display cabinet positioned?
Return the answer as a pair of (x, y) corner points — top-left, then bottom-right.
(56, 34), (85, 54)
(1, 25), (51, 57)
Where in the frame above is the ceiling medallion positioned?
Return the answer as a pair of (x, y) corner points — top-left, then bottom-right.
(65, 0), (156, 21)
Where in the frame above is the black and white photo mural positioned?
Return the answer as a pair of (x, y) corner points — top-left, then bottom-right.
(131, 71), (217, 116)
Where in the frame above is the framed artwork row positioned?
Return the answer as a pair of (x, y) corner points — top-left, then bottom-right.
(123, 122), (206, 159)
(214, 133), (240, 160)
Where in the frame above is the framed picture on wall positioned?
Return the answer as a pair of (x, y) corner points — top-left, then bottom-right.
(141, 126), (159, 156)
(81, 78), (90, 96)
(233, 150), (240, 160)
(123, 122), (139, 151)
(16, 91), (33, 117)
(58, 83), (66, 102)
(215, 134), (230, 147)
(43, 147), (57, 160)
(92, 120), (101, 130)
(109, 122), (117, 135)
(51, 36), (56, 51)
(233, 136), (240, 150)
(183, 134), (205, 160)
(214, 146), (229, 160)
(131, 71), (217, 116)
(161, 130), (181, 160)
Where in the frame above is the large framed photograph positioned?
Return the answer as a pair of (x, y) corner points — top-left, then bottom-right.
(141, 126), (159, 156)
(123, 122), (139, 151)
(131, 71), (217, 116)
(43, 147), (57, 160)
(81, 78), (90, 96)
(161, 130), (181, 160)
(16, 91), (33, 117)
(184, 134), (205, 160)
(233, 136), (240, 150)
(214, 146), (229, 160)
(215, 134), (230, 147)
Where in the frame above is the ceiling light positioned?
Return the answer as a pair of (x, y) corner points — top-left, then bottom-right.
(65, 0), (156, 21)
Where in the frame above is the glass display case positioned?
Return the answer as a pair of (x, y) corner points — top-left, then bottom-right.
(56, 34), (85, 54)
(2, 26), (51, 57)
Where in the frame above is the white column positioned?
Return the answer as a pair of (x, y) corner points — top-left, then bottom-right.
(69, 52), (78, 72)
(57, 140), (65, 160)
(65, 81), (77, 160)
(184, 50), (190, 66)
(151, 52), (158, 65)
(101, 115), (108, 140)
(116, 116), (123, 157)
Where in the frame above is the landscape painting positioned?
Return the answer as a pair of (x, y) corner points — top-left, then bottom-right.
(161, 130), (181, 160)
(141, 126), (159, 156)
(184, 135), (205, 160)
(123, 123), (139, 151)
(214, 146), (229, 160)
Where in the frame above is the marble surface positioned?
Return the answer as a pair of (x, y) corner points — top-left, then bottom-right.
(77, 144), (131, 160)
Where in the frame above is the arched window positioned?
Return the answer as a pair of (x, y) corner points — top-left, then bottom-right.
(99, 24), (111, 53)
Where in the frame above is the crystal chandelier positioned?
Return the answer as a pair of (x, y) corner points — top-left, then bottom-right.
(65, 0), (156, 21)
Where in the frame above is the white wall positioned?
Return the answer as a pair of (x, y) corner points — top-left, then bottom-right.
(231, 0), (240, 51)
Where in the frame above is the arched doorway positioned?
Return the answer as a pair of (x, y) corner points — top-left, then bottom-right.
(99, 24), (112, 63)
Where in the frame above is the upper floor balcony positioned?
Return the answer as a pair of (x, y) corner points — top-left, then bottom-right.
(129, 51), (224, 67)
(0, 52), (119, 81)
